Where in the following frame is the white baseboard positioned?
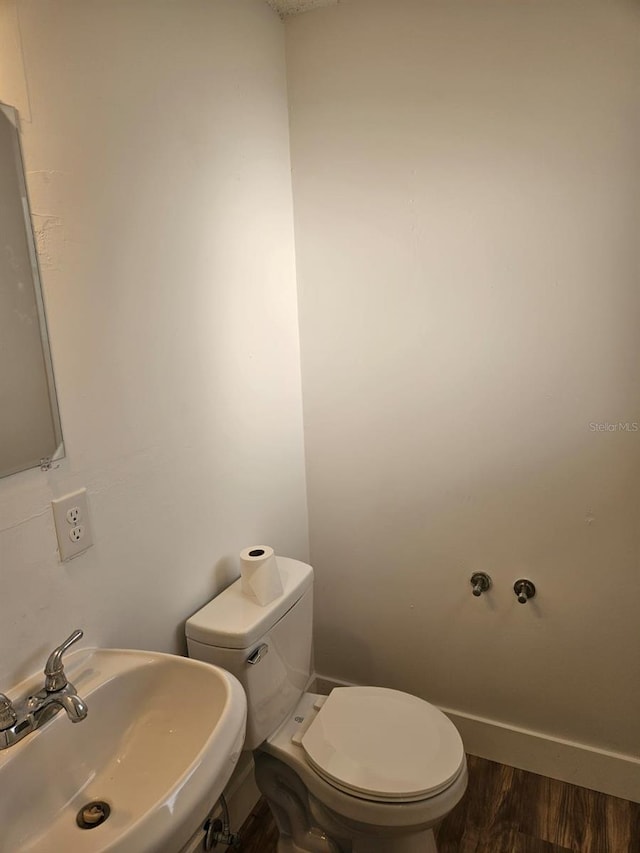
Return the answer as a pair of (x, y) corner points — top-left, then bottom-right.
(315, 673), (640, 804)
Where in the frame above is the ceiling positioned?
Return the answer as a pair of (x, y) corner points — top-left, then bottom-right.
(265, 0), (339, 18)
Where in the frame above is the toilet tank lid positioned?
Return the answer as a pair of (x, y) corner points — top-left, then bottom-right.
(185, 556), (313, 649)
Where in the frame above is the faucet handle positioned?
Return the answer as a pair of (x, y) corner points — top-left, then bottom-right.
(44, 629), (83, 692)
(0, 694), (17, 731)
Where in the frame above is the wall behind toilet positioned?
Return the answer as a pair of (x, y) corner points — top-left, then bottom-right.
(286, 0), (640, 769)
(0, 0), (308, 688)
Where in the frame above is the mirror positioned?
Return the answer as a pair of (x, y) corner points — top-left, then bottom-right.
(0, 103), (63, 478)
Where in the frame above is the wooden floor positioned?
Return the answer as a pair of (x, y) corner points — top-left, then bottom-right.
(238, 756), (640, 853)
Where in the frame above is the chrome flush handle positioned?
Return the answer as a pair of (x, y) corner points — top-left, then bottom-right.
(246, 644), (269, 666)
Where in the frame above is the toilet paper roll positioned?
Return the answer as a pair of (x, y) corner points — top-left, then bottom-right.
(240, 545), (283, 607)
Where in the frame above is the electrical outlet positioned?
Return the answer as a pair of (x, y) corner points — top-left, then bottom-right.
(52, 489), (94, 561)
(69, 525), (85, 542)
(66, 506), (82, 525)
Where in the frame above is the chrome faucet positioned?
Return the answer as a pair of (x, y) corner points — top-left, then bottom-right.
(0, 630), (88, 750)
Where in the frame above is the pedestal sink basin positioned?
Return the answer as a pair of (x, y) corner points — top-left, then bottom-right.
(0, 648), (247, 853)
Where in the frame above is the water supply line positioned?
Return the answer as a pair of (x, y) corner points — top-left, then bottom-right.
(203, 793), (241, 850)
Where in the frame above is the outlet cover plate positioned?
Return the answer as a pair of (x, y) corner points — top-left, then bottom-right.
(51, 488), (94, 561)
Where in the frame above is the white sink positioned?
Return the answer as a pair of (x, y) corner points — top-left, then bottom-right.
(0, 648), (247, 853)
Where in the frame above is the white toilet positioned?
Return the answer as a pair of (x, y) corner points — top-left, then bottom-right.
(186, 557), (467, 853)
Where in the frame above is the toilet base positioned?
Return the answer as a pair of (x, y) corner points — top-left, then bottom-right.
(349, 835), (437, 853)
(276, 841), (336, 853)
(353, 829), (438, 853)
(255, 752), (442, 853)
(274, 834), (437, 853)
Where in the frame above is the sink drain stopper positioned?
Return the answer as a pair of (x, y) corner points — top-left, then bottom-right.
(76, 800), (111, 829)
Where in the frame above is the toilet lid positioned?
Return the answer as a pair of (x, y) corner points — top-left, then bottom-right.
(301, 687), (465, 802)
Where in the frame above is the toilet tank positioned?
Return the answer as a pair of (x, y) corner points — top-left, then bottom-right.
(186, 557), (313, 750)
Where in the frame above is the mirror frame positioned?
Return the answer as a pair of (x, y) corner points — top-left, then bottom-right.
(0, 102), (64, 478)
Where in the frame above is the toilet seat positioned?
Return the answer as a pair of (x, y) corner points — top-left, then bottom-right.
(299, 687), (465, 803)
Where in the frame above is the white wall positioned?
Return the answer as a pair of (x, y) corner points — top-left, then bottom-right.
(0, 0), (308, 689)
(2, 0), (638, 804)
(286, 0), (640, 777)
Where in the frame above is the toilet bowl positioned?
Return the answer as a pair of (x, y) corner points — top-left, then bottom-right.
(257, 690), (467, 852)
(186, 557), (467, 852)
